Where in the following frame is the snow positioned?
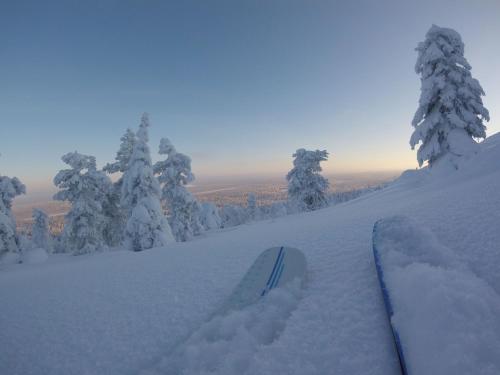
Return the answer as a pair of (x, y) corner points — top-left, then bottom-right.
(143, 281), (303, 375)
(1, 133), (500, 375)
(374, 216), (500, 375)
(22, 248), (49, 264)
(0, 251), (21, 265)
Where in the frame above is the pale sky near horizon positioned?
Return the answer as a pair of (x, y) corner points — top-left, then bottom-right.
(1, 0), (499, 191)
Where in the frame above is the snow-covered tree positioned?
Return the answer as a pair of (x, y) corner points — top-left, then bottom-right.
(269, 201), (288, 218)
(199, 202), (222, 231)
(54, 152), (112, 255)
(411, 25), (489, 167)
(121, 114), (174, 251)
(287, 149), (329, 212)
(31, 208), (52, 252)
(154, 138), (203, 242)
(0, 175), (25, 257)
(220, 204), (248, 228)
(246, 193), (260, 221)
(102, 128), (137, 246)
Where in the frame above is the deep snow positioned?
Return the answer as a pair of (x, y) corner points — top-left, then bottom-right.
(374, 216), (500, 375)
(1, 134), (500, 375)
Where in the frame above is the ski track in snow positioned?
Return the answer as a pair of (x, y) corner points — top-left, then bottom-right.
(1, 135), (500, 375)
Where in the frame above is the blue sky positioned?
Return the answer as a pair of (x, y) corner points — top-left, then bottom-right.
(1, 0), (499, 189)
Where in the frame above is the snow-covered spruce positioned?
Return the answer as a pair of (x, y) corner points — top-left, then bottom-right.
(102, 128), (137, 247)
(286, 148), (329, 212)
(53, 152), (112, 255)
(255, 201), (285, 220)
(0, 175), (25, 258)
(411, 25), (489, 167)
(121, 114), (174, 251)
(31, 208), (52, 252)
(154, 138), (203, 242)
(220, 204), (248, 228)
(246, 193), (260, 221)
(199, 202), (222, 231)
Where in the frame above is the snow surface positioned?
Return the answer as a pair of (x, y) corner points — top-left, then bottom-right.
(1, 134), (500, 375)
(21, 248), (49, 264)
(374, 216), (500, 375)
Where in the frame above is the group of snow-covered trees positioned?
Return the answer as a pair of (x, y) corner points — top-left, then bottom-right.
(51, 130), (330, 254)
(46, 111), (332, 255)
(51, 113), (217, 254)
(0, 24), (489, 260)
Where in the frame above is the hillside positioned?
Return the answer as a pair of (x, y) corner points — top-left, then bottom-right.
(1, 134), (500, 375)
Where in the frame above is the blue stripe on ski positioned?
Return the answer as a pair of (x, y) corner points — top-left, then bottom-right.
(269, 251), (285, 290)
(373, 224), (409, 375)
(271, 261), (285, 289)
(261, 247), (284, 296)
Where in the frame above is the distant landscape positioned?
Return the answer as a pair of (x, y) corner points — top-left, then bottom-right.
(13, 171), (400, 235)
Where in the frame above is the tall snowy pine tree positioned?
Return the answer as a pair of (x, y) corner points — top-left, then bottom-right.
(286, 149), (329, 212)
(54, 152), (112, 255)
(121, 114), (174, 251)
(411, 25), (489, 167)
(154, 138), (203, 242)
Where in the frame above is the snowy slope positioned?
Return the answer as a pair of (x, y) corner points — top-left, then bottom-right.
(1, 134), (500, 375)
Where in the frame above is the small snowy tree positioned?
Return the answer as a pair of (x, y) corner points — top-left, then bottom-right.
(154, 138), (203, 242)
(270, 201), (288, 218)
(31, 208), (52, 252)
(411, 25), (489, 167)
(54, 152), (112, 255)
(102, 128), (137, 246)
(121, 114), (174, 251)
(247, 193), (260, 221)
(0, 175), (25, 257)
(199, 202), (222, 230)
(220, 204), (248, 228)
(286, 149), (329, 212)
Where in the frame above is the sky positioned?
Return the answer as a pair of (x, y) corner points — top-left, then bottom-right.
(1, 0), (499, 190)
